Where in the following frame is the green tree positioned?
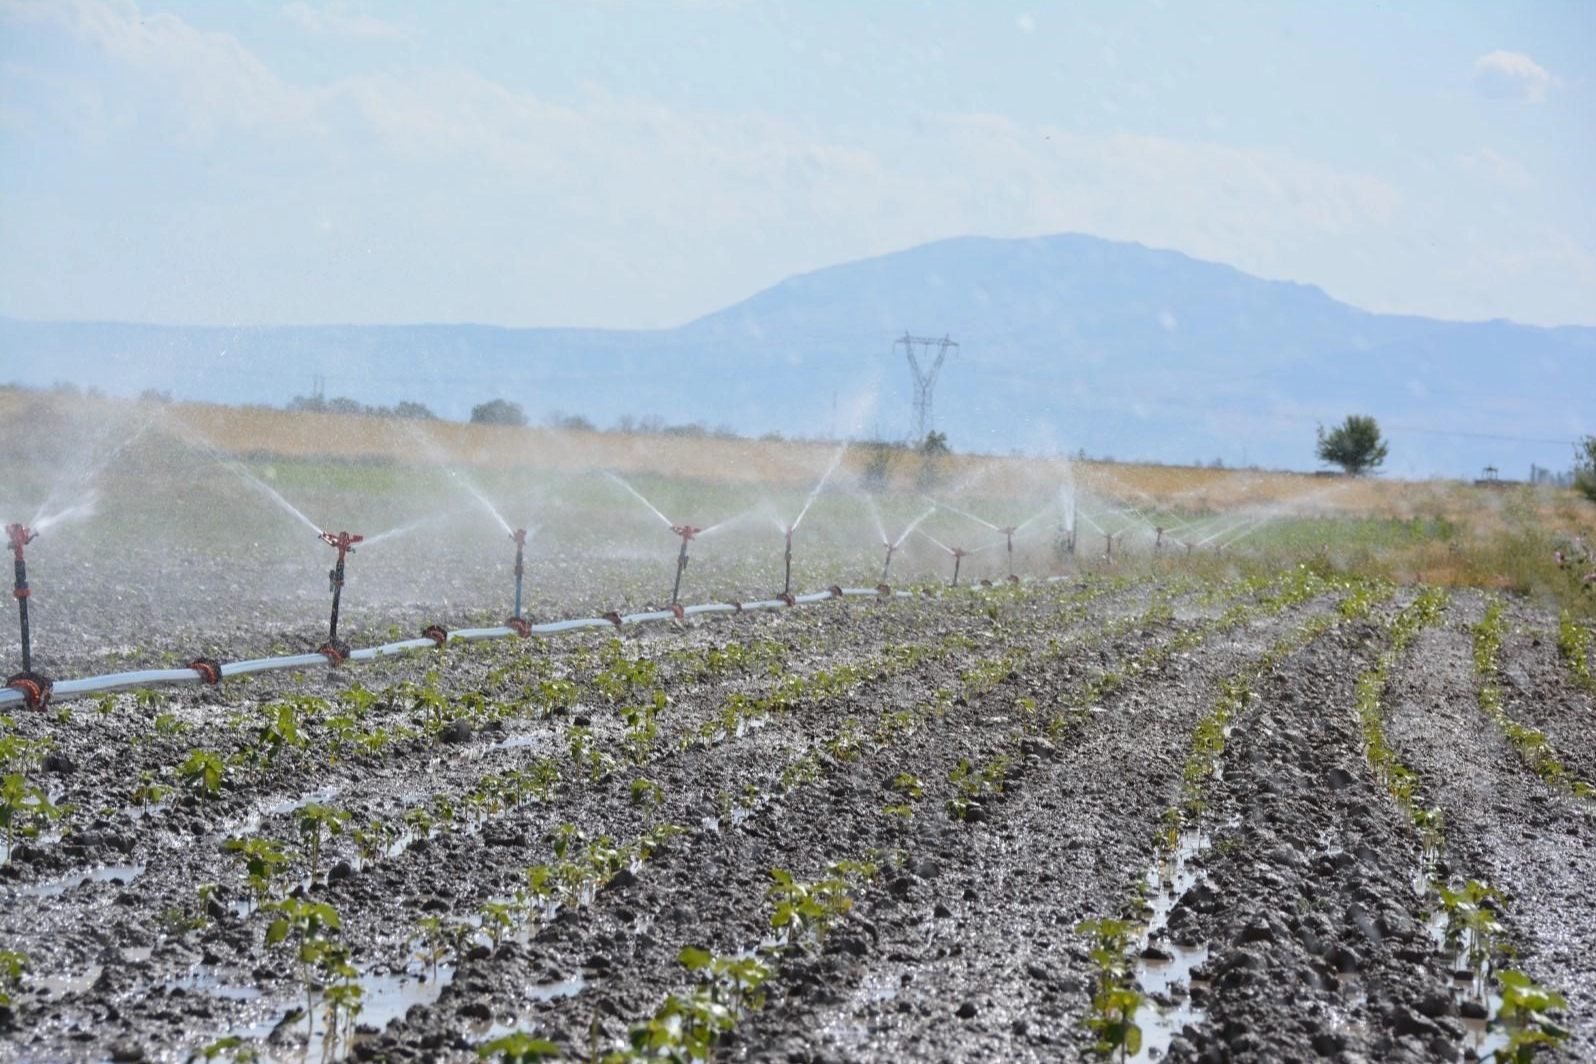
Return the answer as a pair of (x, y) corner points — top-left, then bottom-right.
(1573, 436), (1596, 502)
(471, 399), (528, 426)
(918, 431), (951, 457)
(1316, 415), (1388, 476)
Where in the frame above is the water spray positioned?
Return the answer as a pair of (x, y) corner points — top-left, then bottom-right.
(4, 523), (51, 709)
(670, 524), (701, 606)
(318, 530), (364, 662)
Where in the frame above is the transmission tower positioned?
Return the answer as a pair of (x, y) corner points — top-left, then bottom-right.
(893, 333), (958, 440)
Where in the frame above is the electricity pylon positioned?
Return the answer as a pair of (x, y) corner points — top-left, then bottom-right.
(893, 333), (958, 441)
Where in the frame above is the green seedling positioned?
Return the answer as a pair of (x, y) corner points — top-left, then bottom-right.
(629, 777), (665, 807)
(255, 702), (305, 762)
(679, 945), (771, 1022)
(1, 773), (62, 863)
(477, 1031), (561, 1063)
(263, 897), (348, 1051)
(297, 803), (351, 881)
(0, 948), (26, 1007)
(152, 711), (187, 737)
(1494, 969), (1570, 1063)
(765, 863), (872, 954)
(353, 819), (398, 869)
(178, 750), (228, 799)
(476, 899), (523, 946)
(1437, 879), (1506, 992)
(224, 836), (294, 906)
(1556, 611), (1595, 695)
(410, 915), (469, 981)
(1075, 917), (1145, 1061)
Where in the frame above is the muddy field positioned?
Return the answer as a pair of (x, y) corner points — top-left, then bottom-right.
(1, 565), (1593, 1064)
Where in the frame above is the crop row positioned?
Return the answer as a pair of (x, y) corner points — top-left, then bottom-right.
(1354, 590), (1570, 1060)
(472, 567), (1347, 1060)
(1077, 575), (1388, 1058)
(1474, 600), (1594, 799)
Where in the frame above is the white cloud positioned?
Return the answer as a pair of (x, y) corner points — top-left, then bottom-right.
(1456, 147), (1532, 189)
(2, 0), (1590, 329)
(281, 2), (409, 40)
(1472, 50), (1557, 103)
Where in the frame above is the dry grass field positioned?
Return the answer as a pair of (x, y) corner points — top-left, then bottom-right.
(4, 387), (1592, 616)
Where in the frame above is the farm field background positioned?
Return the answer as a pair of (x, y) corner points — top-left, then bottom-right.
(0, 390), (1593, 1063)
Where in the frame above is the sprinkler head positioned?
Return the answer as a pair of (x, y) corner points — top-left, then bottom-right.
(998, 526), (1017, 536)
(671, 524), (702, 542)
(6, 523), (36, 560)
(510, 528), (528, 548)
(319, 530), (364, 556)
(951, 547), (969, 559)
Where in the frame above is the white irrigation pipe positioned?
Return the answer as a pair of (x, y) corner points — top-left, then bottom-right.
(0, 584), (992, 709)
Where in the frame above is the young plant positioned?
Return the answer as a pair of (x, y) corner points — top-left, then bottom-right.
(224, 836), (294, 906)
(0, 949), (26, 1007)
(1075, 917), (1145, 1061)
(296, 803), (351, 881)
(629, 777), (665, 807)
(1, 773), (62, 863)
(766, 862), (875, 954)
(255, 701), (305, 762)
(477, 1031), (561, 1063)
(178, 750), (228, 799)
(263, 897), (348, 1050)
(1494, 969), (1570, 1062)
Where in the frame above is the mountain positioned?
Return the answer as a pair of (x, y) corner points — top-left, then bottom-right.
(3, 233), (1591, 478)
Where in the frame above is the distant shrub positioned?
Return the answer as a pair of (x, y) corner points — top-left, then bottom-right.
(1574, 436), (1596, 503)
(470, 399), (527, 427)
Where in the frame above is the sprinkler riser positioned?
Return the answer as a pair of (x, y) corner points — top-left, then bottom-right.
(7, 524), (36, 674)
(783, 529), (794, 597)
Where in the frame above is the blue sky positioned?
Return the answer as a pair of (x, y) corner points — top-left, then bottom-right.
(1, 0), (1591, 329)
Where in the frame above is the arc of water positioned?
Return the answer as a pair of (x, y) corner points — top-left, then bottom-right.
(892, 506), (937, 548)
(401, 422), (516, 535)
(937, 501), (1000, 531)
(603, 471), (675, 528)
(790, 441), (850, 533)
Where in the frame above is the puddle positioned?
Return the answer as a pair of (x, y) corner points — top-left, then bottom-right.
(17, 863), (146, 897)
(1133, 826), (1211, 1061)
(525, 972), (585, 1002)
(268, 785), (344, 816)
(163, 967), (264, 1001)
(253, 966), (456, 1062)
(493, 733), (549, 752)
(34, 965), (102, 996)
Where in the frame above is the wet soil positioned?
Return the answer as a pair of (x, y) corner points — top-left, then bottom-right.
(1, 577), (1592, 1063)
(1382, 592), (1596, 1062)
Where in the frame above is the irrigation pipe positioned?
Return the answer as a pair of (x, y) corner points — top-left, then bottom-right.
(0, 582), (1055, 710)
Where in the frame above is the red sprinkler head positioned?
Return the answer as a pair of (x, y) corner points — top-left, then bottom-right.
(319, 530), (364, 560)
(6, 523), (36, 562)
(951, 547), (969, 560)
(671, 524), (702, 542)
(998, 526), (1018, 536)
(510, 528), (528, 548)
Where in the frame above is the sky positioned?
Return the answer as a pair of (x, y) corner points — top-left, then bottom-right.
(1, 0), (1592, 330)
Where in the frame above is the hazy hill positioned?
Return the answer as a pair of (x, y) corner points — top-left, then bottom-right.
(3, 233), (1591, 478)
